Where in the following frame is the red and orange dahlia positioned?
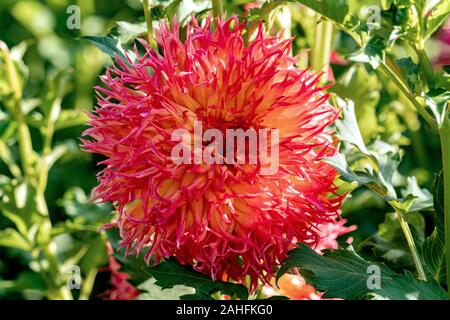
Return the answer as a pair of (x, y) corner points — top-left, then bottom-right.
(82, 16), (346, 288)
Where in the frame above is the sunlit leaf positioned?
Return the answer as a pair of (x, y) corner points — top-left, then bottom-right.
(81, 36), (128, 64)
(0, 228), (31, 251)
(144, 259), (248, 300)
(137, 278), (195, 300)
(424, 0), (450, 39)
(278, 243), (448, 300)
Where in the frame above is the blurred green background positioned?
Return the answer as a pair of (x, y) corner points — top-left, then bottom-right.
(0, 0), (146, 299)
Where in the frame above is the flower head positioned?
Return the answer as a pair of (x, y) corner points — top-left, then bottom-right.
(82, 16), (345, 288)
(100, 243), (140, 300)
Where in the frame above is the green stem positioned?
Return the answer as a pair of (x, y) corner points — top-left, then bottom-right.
(303, 6), (436, 129)
(37, 115), (55, 199)
(0, 42), (34, 178)
(439, 115), (450, 296)
(0, 41), (22, 100)
(396, 210), (427, 281)
(1, 41), (71, 300)
(16, 119), (34, 178)
(211, 0), (224, 18)
(142, 0), (157, 49)
(379, 61), (437, 129)
(0, 139), (22, 178)
(41, 226), (73, 299)
(311, 17), (333, 83)
(414, 42), (435, 89)
(79, 269), (97, 300)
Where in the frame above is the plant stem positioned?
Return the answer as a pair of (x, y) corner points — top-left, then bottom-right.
(0, 42), (34, 178)
(379, 61), (437, 129)
(142, 0), (157, 49)
(43, 244), (73, 300)
(396, 210), (427, 281)
(79, 269), (97, 300)
(1, 41), (71, 300)
(0, 41), (22, 100)
(311, 17), (333, 83)
(439, 114), (450, 296)
(0, 139), (22, 178)
(300, 5), (437, 130)
(211, 0), (224, 18)
(414, 42), (435, 89)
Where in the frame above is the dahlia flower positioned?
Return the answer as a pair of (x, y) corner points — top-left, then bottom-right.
(82, 16), (345, 288)
(100, 243), (140, 300)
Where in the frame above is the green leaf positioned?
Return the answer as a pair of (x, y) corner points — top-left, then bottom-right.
(137, 278), (195, 300)
(277, 243), (448, 300)
(427, 88), (450, 127)
(10, 0), (55, 37)
(400, 177), (433, 213)
(0, 179), (45, 226)
(323, 154), (375, 185)
(422, 171), (446, 283)
(40, 70), (71, 120)
(144, 259), (248, 300)
(359, 212), (425, 272)
(277, 243), (394, 299)
(1, 209), (28, 237)
(381, 0), (394, 10)
(424, 0), (450, 39)
(27, 109), (90, 131)
(58, 187), (110, 224)
(326, 98), (406, 199)
(334, 98), (369, 154)
(81, 36), (128, 63)
(79, 236), (108, 275)
(150, 4), (166, 20)
(0, 139), (21, 178)
(435, 74), (450, 91)
(0, 228), (31, 251)
(0, 43), (29, 103)
(359, 235), (412, 270)
(150, 0), (182, 20)
(291, 0), (361, 31)
(389, 194), (417, 214)
(396, 57), (421, 94)
(165, 0), (182, 18)
(382, 1), (419, 43)
(348, 35), (386, 69)
(114, 21), (147, 44)
(43, 141), (79, 170)
(371, 271), (448, 300)
(332, 65), (382, 142)
(0, 271), (46, 294)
